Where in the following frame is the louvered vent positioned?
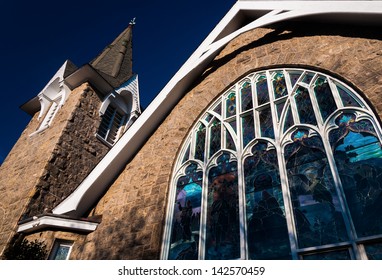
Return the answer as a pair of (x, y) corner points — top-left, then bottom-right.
(98, 104), (126, 146)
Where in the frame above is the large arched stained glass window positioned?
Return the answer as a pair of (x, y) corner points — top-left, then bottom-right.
(163, 68), (382, 260)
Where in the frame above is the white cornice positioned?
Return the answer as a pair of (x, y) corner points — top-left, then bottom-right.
(17, 215), (99, 234)
(53, 1), (382, 217)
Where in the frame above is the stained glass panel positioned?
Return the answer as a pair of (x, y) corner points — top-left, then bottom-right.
(288, 70), (303, 88)
(169, 163), (203, 260)
(225, 129), (236, 151)
(364, 243), (382, 260)
(206, 153), (240, 259)
(226, 92), (236, 118)
(276, 99), (286, 121)
(182, 143), (191, 164)
(331, 119), (382, 237)
(295, 86), (317, 125)
(285, 133), (348, 248)
(302, 249), (351, 260)
(314, 76), (337, 122)
(259, 106), (274, 139)
(241, 81), (253, 112)
(244, 143), (291, 259)
(301, 72), (315, 85)
(213, 102), (222, 115)
(272, 71), (287, 99)
(256, 75), (270, 105)
(209, 119), (221, 158)
(283, 106), (294, 133)
(337, 84), (361, 107)
(195, 124), (206, 162)
(242, 113), (255, 148)
(227, 118), (237, 134)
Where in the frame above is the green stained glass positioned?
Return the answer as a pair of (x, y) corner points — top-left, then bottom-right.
(241, 81), (253, 111)
(256, 75), (270, 105)
(242, 113), (255, 148)
(195, 124), (206, 162)
(209, 120), (221, 158)
(314, 76), (337, 122)
(226, 92), (236, 118)
(272, 71), (287, 99)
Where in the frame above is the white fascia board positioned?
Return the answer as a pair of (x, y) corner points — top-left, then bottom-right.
(17, 216), (99, 234)
(53, 1), (382, 217)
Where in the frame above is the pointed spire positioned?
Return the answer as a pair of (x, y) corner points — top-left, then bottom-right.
(90, 19), (135, 88)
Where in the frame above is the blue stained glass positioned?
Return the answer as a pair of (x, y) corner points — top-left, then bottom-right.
(331, 120), (382, 237)
(209, 120), (221, 158)
(227, 119), (237, 134)
(206, 153), (240, 260)
(169, 163), (203, 260)
(314, 76), (337, 122)
(276, 100), (286, 121)
(272, 71), (287, 99)
(226, 92), (236, 118)
(295, 86), (317, 125)
(285, 136), (348, 248)
(242, 114), (255, 148)
(195, 124), (206, 162)
(257, 75), (270, 105)
(244, 143), (291, 259)
(259, 106), (274, 139)
(241, 82), (253, 111)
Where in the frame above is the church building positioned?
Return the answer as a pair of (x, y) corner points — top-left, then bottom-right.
(1, 1), (382, 260)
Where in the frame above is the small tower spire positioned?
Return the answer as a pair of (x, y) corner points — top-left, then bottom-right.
(90, 19), (136, 88)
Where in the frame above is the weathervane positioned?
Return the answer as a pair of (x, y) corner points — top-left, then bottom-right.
(130, 17), (136, 25)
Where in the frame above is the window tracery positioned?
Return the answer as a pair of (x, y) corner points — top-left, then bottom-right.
(163, 68), (382, 260)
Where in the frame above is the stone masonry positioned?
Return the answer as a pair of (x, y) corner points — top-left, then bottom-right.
(0, 82), (110, 257)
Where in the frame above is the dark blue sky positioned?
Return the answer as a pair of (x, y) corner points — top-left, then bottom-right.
(0, 1), (235, 163)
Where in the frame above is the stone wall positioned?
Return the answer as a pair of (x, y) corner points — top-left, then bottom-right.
(0, 83), (109, 256)
(65, 22), (382, 259)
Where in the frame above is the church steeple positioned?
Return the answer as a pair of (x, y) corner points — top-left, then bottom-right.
(90, 19), (135, 88)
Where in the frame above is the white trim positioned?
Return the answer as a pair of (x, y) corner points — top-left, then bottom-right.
(53, 1), (382, 217)
(17, 216), (99, 233)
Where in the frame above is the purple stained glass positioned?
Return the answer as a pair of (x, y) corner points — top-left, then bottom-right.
(226, 92), (236, 118)
(272, 71), (287, 99)
(337, 84), (361, 107)
(244, 142), (291, 259)
(213, 102), (222, 115)
(242, 113), (255, 148)
(169, 163), (203, 260)
(259, 106), (274, 139)
(195, 124), (206, 162)
(206, 153), (240, 260)
(227, 118), (237, 134)
(256, 75), (270, 105)
(209, 119), (221, 158)
(314, 76), (337, 122)
(295, 86), (317, 125)
(241, 81), (253, 111)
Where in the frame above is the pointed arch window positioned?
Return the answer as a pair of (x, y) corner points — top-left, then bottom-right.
(163, 68), (382, 260)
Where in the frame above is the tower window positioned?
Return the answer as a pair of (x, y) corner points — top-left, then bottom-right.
(163, 68), (382, 260)
(97, 104), (126, 146)
(49, 240), (73, 260)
